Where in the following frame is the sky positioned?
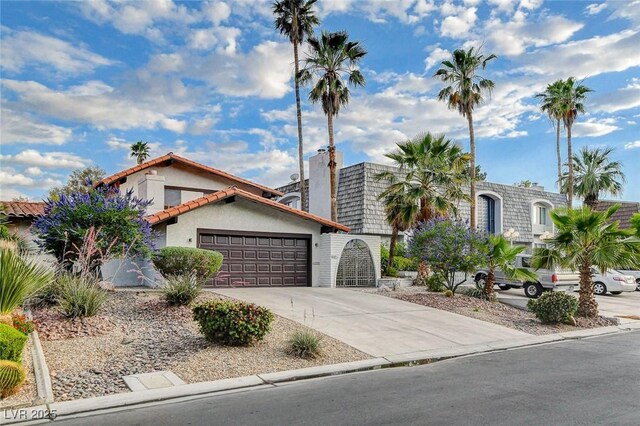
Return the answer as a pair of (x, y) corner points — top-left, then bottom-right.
(1, 0), (639, 202)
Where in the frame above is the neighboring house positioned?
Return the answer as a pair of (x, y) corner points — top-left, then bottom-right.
(0, 201), (46, 247)
(277, 150), (567, 252)
(592, 200), (640, 229)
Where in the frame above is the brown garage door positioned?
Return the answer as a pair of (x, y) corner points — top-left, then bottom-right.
(198, 231), (310, 287)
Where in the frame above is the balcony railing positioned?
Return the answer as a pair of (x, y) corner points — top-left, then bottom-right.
(532, 223), (553, 235)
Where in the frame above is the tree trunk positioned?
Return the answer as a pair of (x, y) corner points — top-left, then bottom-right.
(567, 124), (574, 209)
(327, 113), (338, 222)
(555, 118), (562, 190)
(484, 268), (495, 298)
(584, 195), (597, 210)
(578, 261), (598, 317)
(388, 226), (398, 270)
(293, 41), (307, 212)
(467, 111), (476, 229)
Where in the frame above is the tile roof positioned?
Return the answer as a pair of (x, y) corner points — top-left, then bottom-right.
(593, 200), (640, 229)
(0, 201), (46, 218)
(146, 186), (350, 232)
(96, 153), (283, 197)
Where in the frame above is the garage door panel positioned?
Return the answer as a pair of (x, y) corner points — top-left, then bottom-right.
(199, 232), (309, 287)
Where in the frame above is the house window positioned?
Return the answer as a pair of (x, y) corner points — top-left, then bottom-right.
(480, 195), (496, 234)
(537, 206), (547, 225)
(164, 188), (181, 209)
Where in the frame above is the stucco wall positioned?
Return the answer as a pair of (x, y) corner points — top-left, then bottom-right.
(158, 198), (324, 287)
(318, 233), (381, 288)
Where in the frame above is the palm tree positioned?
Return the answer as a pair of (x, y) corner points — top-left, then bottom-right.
(299, 31), (366, 222)
(561, 146), (625, 209)
(558, 77), (592, 208)
(130, 141), (150, 165)
(273, 0), (319, 212)
(434, 47), (496, 229)
(380, 191), (418, 269)
(533, 205), (639, 317)
(536, 80), (565, 188)
(479, 235), (538, 299)
(376, 132), (471, 226)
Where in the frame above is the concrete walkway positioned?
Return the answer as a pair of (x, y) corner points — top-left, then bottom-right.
(212, 288), (529, 357)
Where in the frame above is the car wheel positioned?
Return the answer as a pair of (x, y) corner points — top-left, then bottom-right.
(475, 273), (487, 287)
(610, 291), (622, 295)
(594, 282), (607, 296)
(524, 282), (543, 298)
(636, 279), (640, 292)
(498, 284), (510, 290)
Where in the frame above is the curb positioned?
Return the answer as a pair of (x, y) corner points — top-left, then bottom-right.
(2, 324), (638, 424)
(30, 330), (55, 405)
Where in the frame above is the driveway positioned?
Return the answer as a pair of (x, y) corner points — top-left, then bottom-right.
(212, 287), (529, 357)
(497, 288), (640, 321)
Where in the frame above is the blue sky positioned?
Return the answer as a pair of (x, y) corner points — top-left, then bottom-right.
(1, 0), (639, 202)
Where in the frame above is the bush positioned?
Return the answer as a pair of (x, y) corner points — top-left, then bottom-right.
(462, 286), (497, 302)
(0, 360), (26, 398)
(386, 266), (398, 277)
(380, 243), (418, 276)
(442, 289), (454, 298)
(163, 274), (202, 306)
(192, 300), (274, 346)
(0, 248), (52, 316)
(424, 275), (445, 292)
(527, 291), (578, 324)
(56, 274), (108, 318)
(154, 247), (223, 282)
(0, 323), (27, 363)
(12, 314), (35, 335)
(28, 281), (59, 308)
(287, 328), (323, 359)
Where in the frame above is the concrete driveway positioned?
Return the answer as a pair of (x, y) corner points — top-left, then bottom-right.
(212, 287), (529, 357)
(497, 288), (640, 321)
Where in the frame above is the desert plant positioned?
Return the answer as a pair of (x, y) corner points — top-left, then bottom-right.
(0, 248), (52, 319)
(462, 286), (496, 302)
(424, 275), (445, 292)
(11, 314), (35, 335)
(0, 360), (26, 398)
(163, 274), (202, 306)
(385, 266), (398, 278)
(154, 247), (223, 282)
(286, 328), (323, 359)
(0, 323), (27, 363)
(192, 300), (274, 346)
(527, 291), (578, 324)
(442, 289), (454, 297)
(55, 273), (108, 318)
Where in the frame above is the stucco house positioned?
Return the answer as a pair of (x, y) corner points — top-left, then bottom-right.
(277, 150), (568, 253)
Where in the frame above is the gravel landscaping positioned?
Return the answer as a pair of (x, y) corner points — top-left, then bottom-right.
(32, 291), (367, 402)
(365, 287), (616, 335)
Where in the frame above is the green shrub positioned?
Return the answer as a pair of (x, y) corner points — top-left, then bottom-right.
(56, 274), (108, 318)
(28, 280), (60, 308)
(0, 248), (52, 315)
(527, 291), (578, 324)
(0, 323), (27, 363)
(163, 274), (202, 306)
(386, 266), (398, 277)
(461, 286), (497, 302)
(287, 328), (323, 359)
(192, 300), (274, 346)
(0, 360), (26, 398)
(424, 275), (445, 292)
(380, 244), (418, 275)
(442, 289), (454, 297)
(154, 247), (223, 282)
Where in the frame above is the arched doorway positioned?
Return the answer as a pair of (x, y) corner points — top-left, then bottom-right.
(336, 239), (376, 287)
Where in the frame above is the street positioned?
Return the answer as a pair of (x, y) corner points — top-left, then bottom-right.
(51, 331), (640, 426)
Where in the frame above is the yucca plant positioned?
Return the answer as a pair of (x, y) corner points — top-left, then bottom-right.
(286, 328), (323, 359)
(0, 249), (52, 322)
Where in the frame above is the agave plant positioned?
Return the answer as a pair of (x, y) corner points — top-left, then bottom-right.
(0, 249), (52, 319)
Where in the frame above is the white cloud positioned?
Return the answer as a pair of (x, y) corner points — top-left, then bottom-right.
(0, 108), (73, 145)
(0, 187), (31, 201)
(203, 1), (231, 25)
(424, 45), (450, 70)
(572, 118), (620, 137)
(106, 137), (131, 150)
(1, 150), (88, 169)
(0, 171), (62, 189)
(0, 27), (114, 75)
(440, 7), (477, 38)
(624, 140), (640, 150)
(586, 3), (607, 15)
(591, 78), (640, 113)
(25, 167), (43, 176)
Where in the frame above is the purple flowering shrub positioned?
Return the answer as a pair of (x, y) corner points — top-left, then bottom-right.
(409, 217), (486, 295)
(34, 186), (154, 270)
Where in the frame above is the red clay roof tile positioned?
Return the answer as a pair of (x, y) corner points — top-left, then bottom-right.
(0, 201), (46, 218)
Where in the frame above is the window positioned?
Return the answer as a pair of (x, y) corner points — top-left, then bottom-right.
(164, 188), (181, 209)
(480, 195), (496, 234)
(537, 206), (547, 225)
(521, 256), (532, 268)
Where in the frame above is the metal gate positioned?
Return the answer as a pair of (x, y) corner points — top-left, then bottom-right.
(336, 239), (376, 287)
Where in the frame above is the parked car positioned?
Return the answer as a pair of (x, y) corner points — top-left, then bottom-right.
(616, 269), (640, 291)
(474, 254), (579, 299)
(590, 268), (636, 295)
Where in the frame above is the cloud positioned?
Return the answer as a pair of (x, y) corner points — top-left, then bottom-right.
(440, 7), (477, 38)
(624, 140), (640, 150)
(424, 45), (450, 70)
(0, 170), (62, 189)
(0, 27), (115, 75)
(572, 118), (619, 137)
(586, 3), (607, 15)
(1, 150), (88, 169)
(591, 78), (640, 113)
(0, 187), (31, 201)
(0, 108), (73, 145)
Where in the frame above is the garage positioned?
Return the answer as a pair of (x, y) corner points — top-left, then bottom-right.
(198, 230), (310, 287)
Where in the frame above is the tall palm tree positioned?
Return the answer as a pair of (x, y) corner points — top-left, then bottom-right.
(434, 47), (496, 229)
(562, 146), (625, 209)
(533, 205), (639, 317)
(380, 191), (418, 269)
(536, 80), (565, 188)
(299, 31), (366, 222)
(558, 77), (592, 208)
(130, 141), (150, 165)
(273, 0), (319, 212)
(376, 132), (471, 227)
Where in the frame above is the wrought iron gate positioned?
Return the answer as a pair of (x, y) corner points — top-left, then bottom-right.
(336, 239), (376, 287)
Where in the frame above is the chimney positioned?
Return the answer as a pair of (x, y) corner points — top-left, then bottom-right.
(308, 148), (343, 220)
(138, 171), (166, 215)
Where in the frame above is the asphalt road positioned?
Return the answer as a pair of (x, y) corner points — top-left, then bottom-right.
(55, 331), (640, 426)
